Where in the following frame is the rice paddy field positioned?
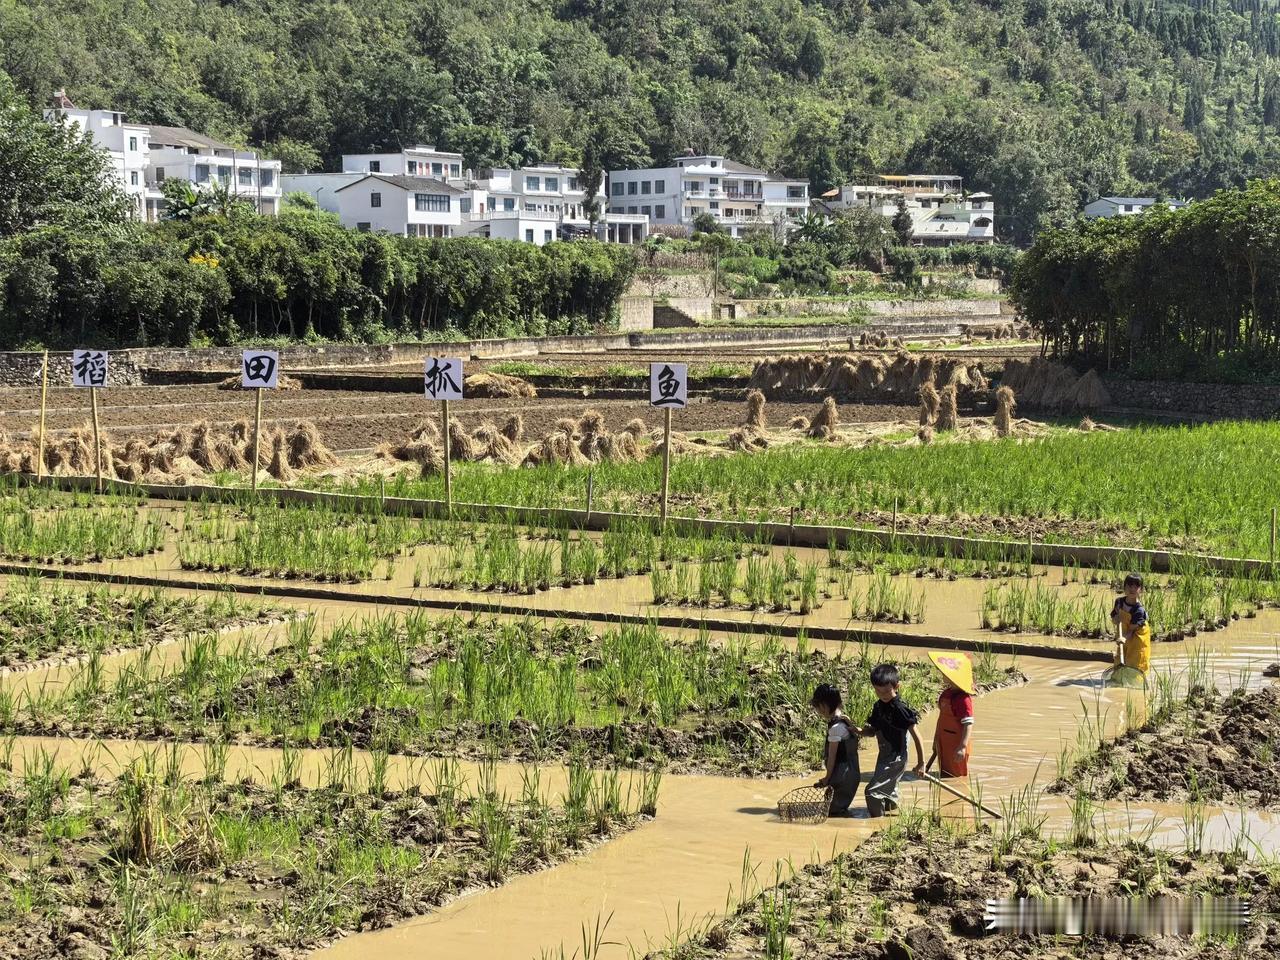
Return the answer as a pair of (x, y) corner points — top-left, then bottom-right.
(2, 346), (1280, 959)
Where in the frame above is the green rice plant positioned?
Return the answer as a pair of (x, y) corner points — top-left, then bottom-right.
(798, 563), (819, 615)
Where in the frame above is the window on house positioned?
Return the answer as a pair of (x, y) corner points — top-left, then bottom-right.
(710, 201), (719, 210)
(545, 177), (558, 191)
(503, 197), (515, 211)
(627, 181), (637, 195)
(460, 197), (472, 213)
(370, 192), (382, 208)
(450, 164), (461, 177)
(487, 198), (495, 211)
(710, 159), (719, 167)
(432, 162), (443, 175)
(567, 176), (579, 190)
(525, 229), (534, 242)
(610, 206), (623, 214)
(526, 176), (541, 191)
(655, 204), (665, 219)
(155, 168), (166, 183)
(130, 171), (138, 186)
(687, 181), (701, 193)
(710, 177), (719, 185)
(611, 182), (624, 196)
(415, 193), (451, 212)
(369, 161), (381, 172)
(628, 205), (638, 214)
(654, 179), (664, 193)
(787, 186), (805, 199)
(641, 181), (651, 194)
(357, 222), (371, 232)
(112, 113), (121, 126)
(195, 164), (210, 183)
(239, 168), (253, 186)
(544, 230), (552, 243)
(128, 136), (137, 151)
(217, 167), (230, 182)
(642, 205), (651, 215)
(260, 169), (274, 187)
(407, 161), (418, 174)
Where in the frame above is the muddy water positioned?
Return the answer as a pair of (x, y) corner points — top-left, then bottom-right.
(4, 651), (1276, 960)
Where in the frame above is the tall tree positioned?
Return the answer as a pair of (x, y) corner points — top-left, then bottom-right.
(580, 135), (604, 238)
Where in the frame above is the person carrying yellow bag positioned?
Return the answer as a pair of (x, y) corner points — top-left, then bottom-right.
(1111, 573), (1152, 675)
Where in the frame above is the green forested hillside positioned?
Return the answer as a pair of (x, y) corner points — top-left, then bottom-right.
(5, 0), (1280, 241)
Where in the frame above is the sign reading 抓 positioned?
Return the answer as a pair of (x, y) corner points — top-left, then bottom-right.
(71, 350), (108, 388)
(649, 362), (688, 408)
(424, 357), (464, 400)
(241, 350), (280, 389)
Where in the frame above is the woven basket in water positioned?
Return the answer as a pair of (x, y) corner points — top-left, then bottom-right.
(776, 786), (832, 824)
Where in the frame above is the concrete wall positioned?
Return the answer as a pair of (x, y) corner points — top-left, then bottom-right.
(625, 271), (714, 299)
(617, 296), (654, 332)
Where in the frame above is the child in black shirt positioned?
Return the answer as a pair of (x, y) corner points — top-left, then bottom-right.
(860, 663), (924, 816)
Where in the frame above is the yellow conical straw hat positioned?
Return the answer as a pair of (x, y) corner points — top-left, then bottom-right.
(928, 651), (975, 694)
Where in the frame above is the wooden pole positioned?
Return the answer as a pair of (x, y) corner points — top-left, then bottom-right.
(251, 386), (264, 496)
(919, 771), (1003, 819)
(442, 399), (452, 513)
(90, 386), (102, 492)
(660, 407), (673, 522)
(36, 350), (49, 479)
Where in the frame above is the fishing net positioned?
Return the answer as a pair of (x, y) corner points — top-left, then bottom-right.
(776, 786), (832, 824)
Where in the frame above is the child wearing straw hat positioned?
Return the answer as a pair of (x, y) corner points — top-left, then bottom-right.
(924, 651), (975, 778)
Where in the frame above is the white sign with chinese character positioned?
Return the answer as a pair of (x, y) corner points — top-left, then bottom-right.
(71, 349), (109, 388)
(649, 362), (688, 408)
(424, 357), (464, 400)
(241, 349), (280, 389)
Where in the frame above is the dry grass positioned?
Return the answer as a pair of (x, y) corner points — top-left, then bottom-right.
(995, 386), (1016, 437)
(937, 383), (959, 431)
(807, 397), (840, 440)
(918, 380), (940, 426)
(464, 372), (536, 398)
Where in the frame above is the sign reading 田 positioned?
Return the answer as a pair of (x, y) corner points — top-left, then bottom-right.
(241, 350), (280, 389)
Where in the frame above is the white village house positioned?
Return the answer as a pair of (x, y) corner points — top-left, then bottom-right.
(46, 91), (282, 220)
(820, 175), (995, 246)
(285, 151), (648, 244)
(1082, 196), (1190, 218)
(606, 156), (809, 238)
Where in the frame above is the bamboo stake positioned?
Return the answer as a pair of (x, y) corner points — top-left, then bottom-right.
(36, 350), (49, 479)
(442, 398), (452, 513)
(90, 386), (102, 492)
(251, 386), (264, 497)
(918, 771), (1003, 819)
(660, 407), (672, 522)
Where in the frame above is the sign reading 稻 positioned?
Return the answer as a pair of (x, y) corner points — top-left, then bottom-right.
(71, 350), (109, 388)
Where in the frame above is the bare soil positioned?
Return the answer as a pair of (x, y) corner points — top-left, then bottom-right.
(1057, 683), (1280, 810)
(650, 825), (1280, 959)
(0, 383), (916, 453)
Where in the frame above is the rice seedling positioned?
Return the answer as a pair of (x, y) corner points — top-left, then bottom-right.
(0, 496), (165, 563)
(357, 419), (1280, 558)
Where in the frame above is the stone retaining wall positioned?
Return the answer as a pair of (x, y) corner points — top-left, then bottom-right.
(734, 297), (1002, 319)
(1105, 378), (1280, 419)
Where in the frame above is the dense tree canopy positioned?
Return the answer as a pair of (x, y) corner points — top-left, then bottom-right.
(1011, 179), (1280, 380)
(8, 0), (1280, 243)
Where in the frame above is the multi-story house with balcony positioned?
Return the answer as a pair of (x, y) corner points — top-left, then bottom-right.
(458, 163), (648, 245)
(820, 174), (996, 246)
(606, 156), (809, 238)
(341, 147), (465, 181)
(46, 90), (282, 220)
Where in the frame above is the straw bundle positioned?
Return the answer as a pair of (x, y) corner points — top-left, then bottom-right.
(622, 418), (649, 439)
(807, 397), (840, 440)
(464, 372), (536, 398)
(268, 430), (295, 481)
(744, 389), (767, 430)
(937, 383), (959, 431)
(286, 421), (337, 468)
(500, 414), (524, 443)
(788, 416), (810, 431)
(727, 427), (769, 452)
(218, 373), (301, 391)
(917, 425), (935, 444)
(1079, 417), (1096, 432)
(1068, 369), (1111, 410)
(995, 386), (1016, 437)
(446, 420), (476, 461)
(188, 421), (225, 472)
(471, 420), (522, 465)
(918, 381), (940, 426)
